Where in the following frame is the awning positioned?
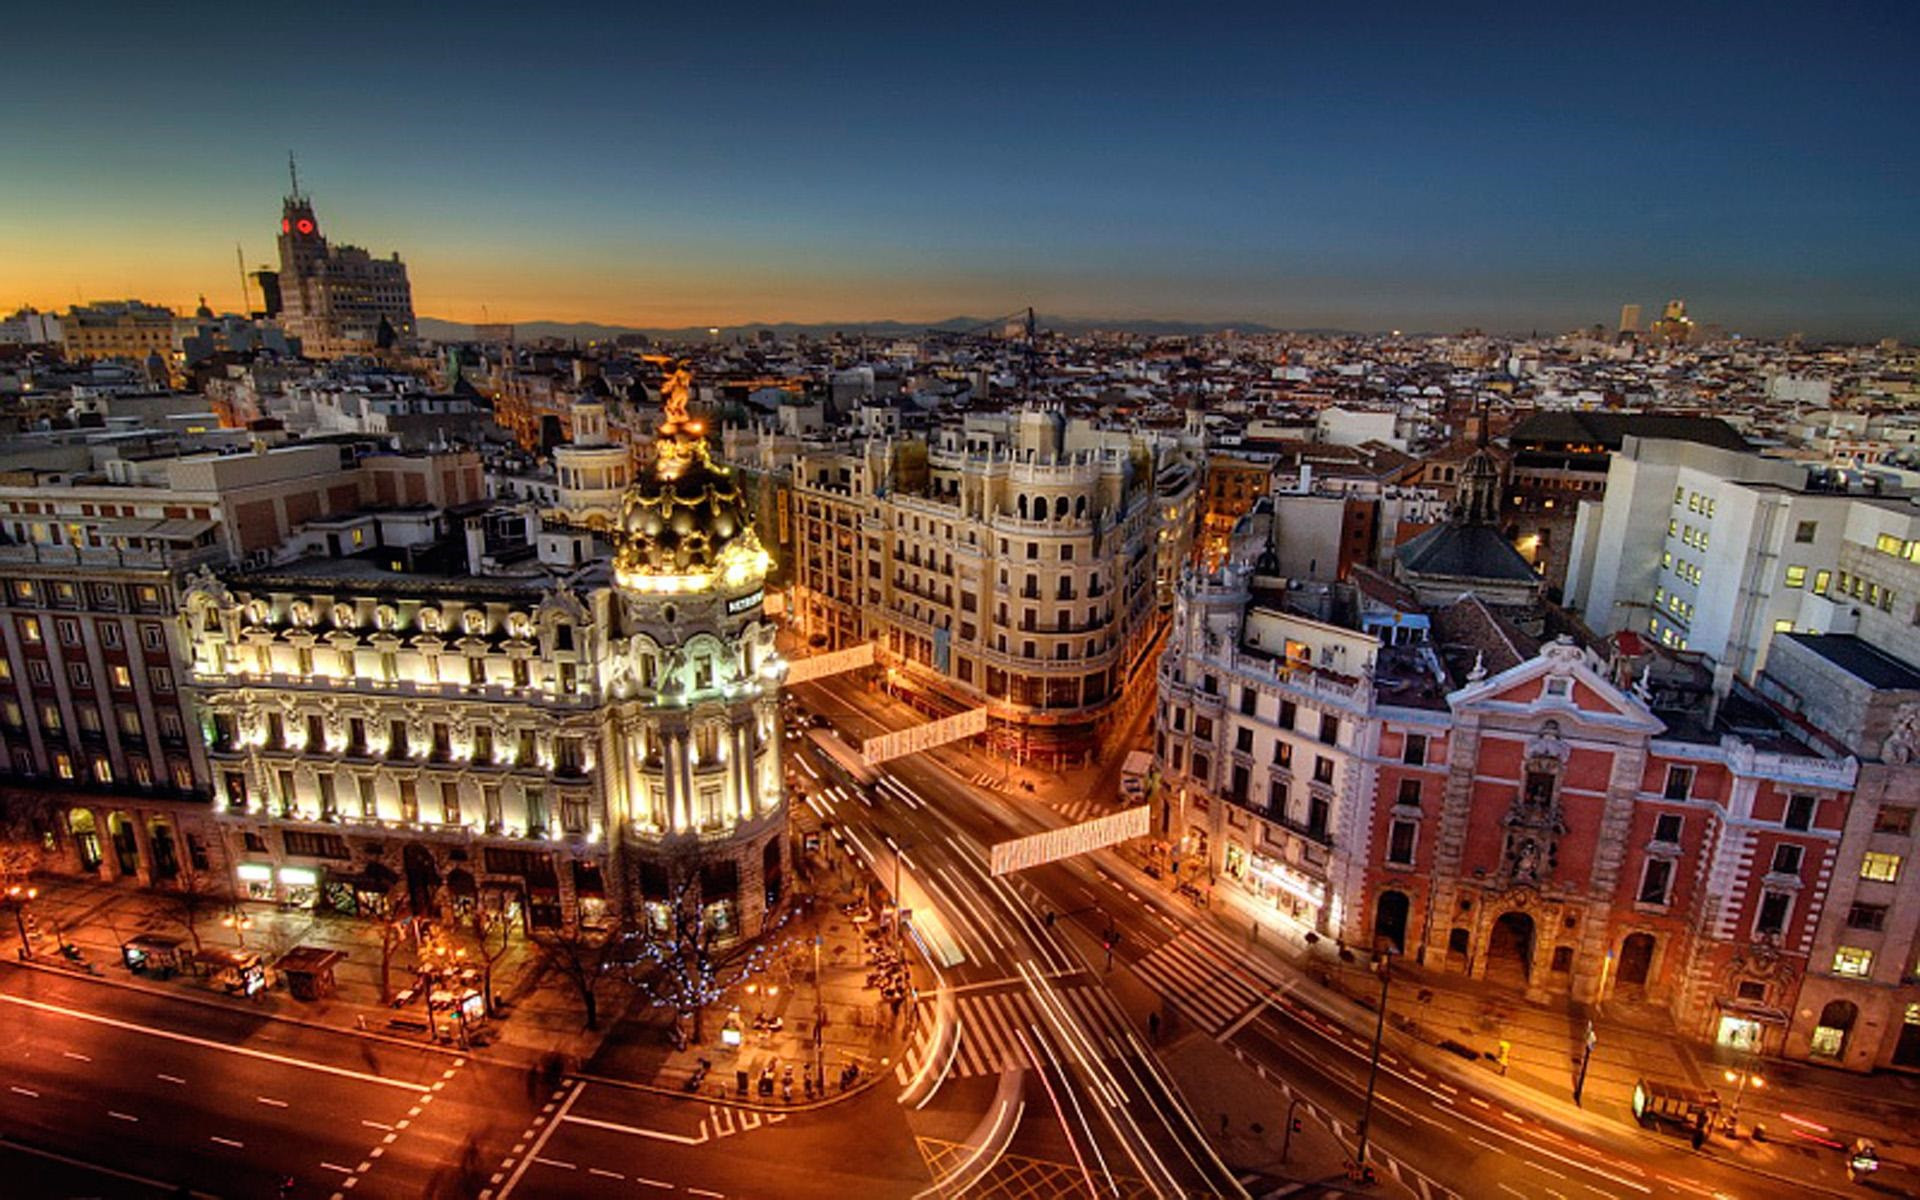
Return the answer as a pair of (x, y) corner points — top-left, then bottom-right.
(96, 518), (161, 537)
(148, 518), (217, 541)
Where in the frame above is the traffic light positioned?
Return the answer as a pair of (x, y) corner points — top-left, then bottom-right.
(1289, 1116), (1303, 1134)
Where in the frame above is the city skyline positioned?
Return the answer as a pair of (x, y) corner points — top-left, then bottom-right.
(4, 3), (1918, 339)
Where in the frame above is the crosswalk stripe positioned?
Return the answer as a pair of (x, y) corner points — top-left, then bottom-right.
(945, 986), (1143, 1078)
(1132, 934), (1268, 1033)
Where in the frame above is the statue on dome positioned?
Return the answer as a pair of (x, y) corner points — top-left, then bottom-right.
(660, 361), (694, 429)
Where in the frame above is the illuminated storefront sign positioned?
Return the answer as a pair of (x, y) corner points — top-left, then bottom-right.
(235, 863), (273, 882)
(279, 867), (319, 886)
(1249, 854), (1326, 907)
(726, 588), (765, 616)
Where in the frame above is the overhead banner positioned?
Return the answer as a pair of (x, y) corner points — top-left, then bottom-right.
(784, 643), (875, 685)
(862, 706), (988, 765)
(990, 806), (1150, 876)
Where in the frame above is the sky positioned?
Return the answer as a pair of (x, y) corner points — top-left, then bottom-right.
(3, 2), (1917, 339)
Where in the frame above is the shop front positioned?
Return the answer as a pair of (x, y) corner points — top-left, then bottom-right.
(235, 861), (275, 901)
(1713, 998), (1788, 1054)
(1246, 852), (1329, 932)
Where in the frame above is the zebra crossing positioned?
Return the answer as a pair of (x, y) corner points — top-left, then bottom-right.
(962, 772), (1102, 822)
(906, 984), (1139, 1080)
(1132, 928), (1278, 1036)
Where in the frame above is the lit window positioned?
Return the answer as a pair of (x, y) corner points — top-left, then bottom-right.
(1813, 569), (1831, 596)
(1860, 852), (1903, 883)
(1831, 946), (1874, 978)
(1784, 566), (1807, 589)
(1773, 619), (1793, 632)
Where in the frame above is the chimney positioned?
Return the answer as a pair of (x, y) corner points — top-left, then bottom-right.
(464, 516), (487, 577)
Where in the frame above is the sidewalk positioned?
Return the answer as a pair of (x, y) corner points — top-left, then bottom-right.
(1103, 836), (1920, 1193)
(10, 875), (598, 1066)
(582, 821), (914, 1107)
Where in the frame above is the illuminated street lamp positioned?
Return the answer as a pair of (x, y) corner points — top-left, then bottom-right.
(3, 884), (38, 959)
(221, 909), (254, 947)
(1723, 1065), (1764, 1135)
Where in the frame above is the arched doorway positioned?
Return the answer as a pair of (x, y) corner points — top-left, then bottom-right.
(403, 843), (441, 920)
(68, 810), (102, 872)
(1373, 890), (1410, 953)
(1810, 999), (1859, 1059)
(1486, 912), (1535, 984)
(1617, 932), (1656, 990)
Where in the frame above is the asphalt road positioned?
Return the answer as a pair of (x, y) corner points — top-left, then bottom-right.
(0, 963), (536, 1199)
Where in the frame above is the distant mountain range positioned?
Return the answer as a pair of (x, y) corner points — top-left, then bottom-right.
(417, 314), (1300, 344)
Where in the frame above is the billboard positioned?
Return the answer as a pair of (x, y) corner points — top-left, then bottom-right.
(785, 642), (875, 685)
(989, 806), (1150, 876)
(862, 707), (988, 765)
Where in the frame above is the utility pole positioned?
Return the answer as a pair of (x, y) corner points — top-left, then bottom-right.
(1353, 948), (1393, 1182)
(1573, 1020), (1597, 1106)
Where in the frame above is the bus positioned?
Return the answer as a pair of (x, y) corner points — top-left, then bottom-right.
(807, 727), (879, 791)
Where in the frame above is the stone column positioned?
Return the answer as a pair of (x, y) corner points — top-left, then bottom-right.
(129, 812), (157, 887)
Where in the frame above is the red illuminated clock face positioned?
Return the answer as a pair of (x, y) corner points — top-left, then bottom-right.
(296, 218), (315, 235)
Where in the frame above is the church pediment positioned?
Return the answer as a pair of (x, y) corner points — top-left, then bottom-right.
(1449, 636), (1665, 735)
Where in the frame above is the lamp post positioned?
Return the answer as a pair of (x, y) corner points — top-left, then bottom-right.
(221, 909), (253, 948)
(1353, 946), (1394, 1182)
(1723, 1065), (1763, 1135)
(812, 933), (826, 1087)
(4, 884), (37, 959)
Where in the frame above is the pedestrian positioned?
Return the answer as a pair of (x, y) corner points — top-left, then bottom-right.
(354, 1013), (368, 1032)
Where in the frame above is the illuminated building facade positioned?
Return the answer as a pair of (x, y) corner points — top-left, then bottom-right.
(183, 386), (787, 937)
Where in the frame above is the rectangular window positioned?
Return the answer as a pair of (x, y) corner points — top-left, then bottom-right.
(69, 662), (92, 689)
(1654, 813), (1683, 844)
(1272, 740), (1292, 768)
(1846, 902), (1888, 931)
(1860, 852), (1903, 883)
(357, 775), (377, 817)
(1812, 569), (1831, 596)
(1874, 805), (1915, 835)
(1784, 565), (1807, 589)
(1387, 820), (1416, 865)
(441, 780), (461, 825)
(1239, 689), (1257, 716)
(1266, 779), (1287, 811)
(1662, 765), (1693, 801)
(1396, 778), (1422, 808)
(1770, 843), (1804, 878)
(1278, 700), (1296, 730)
(1832, 946), (1874, 979)
(1193, 715), (1213, 741)
(1638, 858), (1673, 906)
(1319, 714), (1339, 746)
(1794, 520), (1817, 544)
(1403, 733), (1427, 766)
(1784, 793), (1816, 831)
(1234, 726), (1253, 754)
(100, 622), (123, 649)
(398, 779), (419, 823)
(110, 664), (132, 691)
(1755, 890), (1790, 936)
(1313, 755), (1334, 785)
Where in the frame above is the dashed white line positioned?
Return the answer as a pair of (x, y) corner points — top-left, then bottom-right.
(210, 1136), (244, 1148)
(688, 1190), (725, 1199)
(361, 1120), (393, 1131)
(107, 1111), (138, 1122)
(257, 1096), (289, 1108)
(320, 1162), (355, 1174)
(589, 1167), (624, 1180)
(157, 1073), (186, 1084)
(533, 1157), (576, 1170)
(634, 1178), (673, 1190)
(9, 1086), (38, 1098)
(61, 1051), (91, 1062)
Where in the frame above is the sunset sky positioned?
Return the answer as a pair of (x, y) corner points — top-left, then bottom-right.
(4, 2), (1916, 338)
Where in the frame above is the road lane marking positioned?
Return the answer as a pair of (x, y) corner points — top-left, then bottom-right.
(563, 1112), (712, 1145)
(157, 1073), (185, 1084)
(9, 1086), (38, 1097)
(361, 1120), (393, 1131)
(589, 1167), (624, 1180)
(257, 1096), (289, 1107)
(494, 1079), (584, 1199)
(107, 1110), (138, 1121)
(62, 1051), (91, 1061)
(689, 1191), (725, 1199)
(533, 1157), (575, 1170)
(320, 1163), (355, 1174)
(634, 1178), (672, 1190)
(0, 995), (424, 1092)
(210, 1136), (244, 1148)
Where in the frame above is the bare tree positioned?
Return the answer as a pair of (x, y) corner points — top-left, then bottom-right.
(532, 917), (625, 1032)
(158, 868), (223, 953)
(619, 872), (798, 1047)
(0, 807), (47, 889)
(460, 899), (515, 1017)
(369, 884), (412, 1005)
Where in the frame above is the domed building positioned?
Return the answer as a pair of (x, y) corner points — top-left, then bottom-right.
(182, 392), (789, 943)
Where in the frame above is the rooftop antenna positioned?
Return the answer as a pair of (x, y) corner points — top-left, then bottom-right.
(235, 243), (250, 315)
(288, 151), (301, 199)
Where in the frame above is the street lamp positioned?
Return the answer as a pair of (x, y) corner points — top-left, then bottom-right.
(4, 884), (38, 959)
(1352, 945), (1395, 1183)
(221, 909), (253, 947)
(1723, 1065), (1764, 1135)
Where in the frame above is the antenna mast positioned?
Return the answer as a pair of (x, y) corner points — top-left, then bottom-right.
(235, 244), (250, 315)
(287, 151), (300, 198)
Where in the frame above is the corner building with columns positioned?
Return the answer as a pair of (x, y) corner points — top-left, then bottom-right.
(183, 405), (787, 938)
